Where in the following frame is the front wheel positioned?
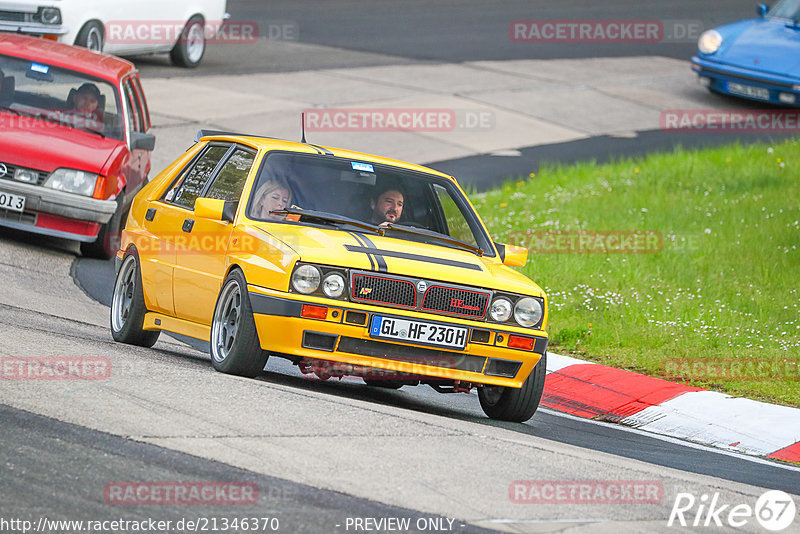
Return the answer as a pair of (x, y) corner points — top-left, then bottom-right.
(110, 250), (160, 347)
(210, 269), (269, 377)
(81, 198), (127, 259)
(478, 352), (547, 422)
(75, 21), (104, 52)
(170, 16), (206, 68)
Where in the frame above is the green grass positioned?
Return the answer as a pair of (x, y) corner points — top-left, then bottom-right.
(472, 139), (800, 406)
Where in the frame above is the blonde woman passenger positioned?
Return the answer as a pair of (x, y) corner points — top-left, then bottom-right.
(253, 178), (291, 220)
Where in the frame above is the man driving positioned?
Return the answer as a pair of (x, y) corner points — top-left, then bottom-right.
(369, 184), (404, 226)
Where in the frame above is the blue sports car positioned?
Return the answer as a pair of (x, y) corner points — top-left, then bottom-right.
(692, 1), (800, 106)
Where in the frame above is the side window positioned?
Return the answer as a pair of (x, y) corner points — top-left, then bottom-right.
(433, 184), (477, 246)
(204, 149), (255, 203)
(123, 79), (143, 133)
(165, 145), (230, 209)
(131, 75), (151, 131)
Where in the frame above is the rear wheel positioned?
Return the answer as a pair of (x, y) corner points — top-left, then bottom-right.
(210, 269), (269, 377)
(110, 250), (160, 347)
(478, 352), (547, 422)
(170, 15), (206, 68)
(75, 21), (104, 52)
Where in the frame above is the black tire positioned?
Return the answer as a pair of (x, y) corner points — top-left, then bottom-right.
(110, 249), (160, 347)
(210, 269), (269, 377)
(81, 198), (127, 260)
(478, 352), (547, 422)
(75, 21), (104, 52)
(170, 15), (206, 68)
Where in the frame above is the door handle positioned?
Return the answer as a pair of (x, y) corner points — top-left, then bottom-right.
(182, 219), (194, 232)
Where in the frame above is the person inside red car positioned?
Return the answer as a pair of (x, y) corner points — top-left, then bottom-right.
(62, 82), (104, 130)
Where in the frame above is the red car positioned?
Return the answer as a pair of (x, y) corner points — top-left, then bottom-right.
(0, 33), (154, 258)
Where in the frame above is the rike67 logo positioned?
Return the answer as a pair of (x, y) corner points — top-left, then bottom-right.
(668, 490), (796, 531)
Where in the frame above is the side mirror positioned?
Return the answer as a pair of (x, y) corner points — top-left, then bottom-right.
(131, 132), (156, 151)
(495, 242), (528, 267)
(757, 3), (769, 17)
(194, 198), (236, 223)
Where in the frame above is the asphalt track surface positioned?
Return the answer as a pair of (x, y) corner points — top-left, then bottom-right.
(134, 0), (761, 76)
(5, 1), (800, 531)
(68, 254), (800, 497)
(3, 405), (495, 534)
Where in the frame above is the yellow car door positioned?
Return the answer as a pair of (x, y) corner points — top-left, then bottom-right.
(172, 145), (256, 325)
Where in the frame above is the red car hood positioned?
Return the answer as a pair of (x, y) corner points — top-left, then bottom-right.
(0, 111), (122, 174)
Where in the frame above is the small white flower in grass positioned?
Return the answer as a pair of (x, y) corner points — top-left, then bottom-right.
(767, 147), (774, 154)
(704, 228), (711, 234)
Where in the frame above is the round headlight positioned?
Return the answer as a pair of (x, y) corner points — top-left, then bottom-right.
(322, 273), (346, 298)
(514, 297), (543, 327)
(698, 30), (722, 55)
(489, 298), (513, 322)
(292, 265), (320, 294)
(40, 7), (62, 24)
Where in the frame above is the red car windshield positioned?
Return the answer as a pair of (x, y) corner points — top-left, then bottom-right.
(0, 54), (123, 140)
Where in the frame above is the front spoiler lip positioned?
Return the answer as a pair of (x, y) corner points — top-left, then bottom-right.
(0, 179), (116, 223)
(691, 56), (800, 90)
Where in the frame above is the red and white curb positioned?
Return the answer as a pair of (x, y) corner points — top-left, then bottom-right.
(543, 353), (800, 464)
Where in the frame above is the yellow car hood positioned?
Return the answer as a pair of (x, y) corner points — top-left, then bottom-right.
(255, 224), (544, 296)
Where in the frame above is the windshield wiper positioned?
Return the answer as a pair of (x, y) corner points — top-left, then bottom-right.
(384, 223), (484, 256)
(271, 207), (384, 235)
(0, 105), (20, 115)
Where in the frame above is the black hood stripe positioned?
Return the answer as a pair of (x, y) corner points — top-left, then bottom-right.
(356, 234), (388, 272)
(344, 245), (482, 271)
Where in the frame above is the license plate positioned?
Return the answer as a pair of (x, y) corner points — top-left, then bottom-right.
(370, 315), (468, 350)
(0, 190), (25, 213)
(728, 82), (769, 100)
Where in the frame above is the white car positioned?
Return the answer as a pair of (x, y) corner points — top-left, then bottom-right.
(0, 0), (228, 67)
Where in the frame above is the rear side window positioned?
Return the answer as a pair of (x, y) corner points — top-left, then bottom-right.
(164, 145), (230, 209)
(204, 149), (255, 203)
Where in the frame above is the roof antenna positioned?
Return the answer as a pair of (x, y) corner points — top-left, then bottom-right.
(301, 112), (306, 143)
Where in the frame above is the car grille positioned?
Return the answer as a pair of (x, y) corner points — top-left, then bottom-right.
(351, 272), (417, 308)
(0, 162), (48, 186)
(0, 11), (27, 23)
(422, 285), (488, 318)
(349, 271), (490, 320)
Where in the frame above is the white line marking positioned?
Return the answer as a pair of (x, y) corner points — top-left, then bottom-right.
(540, 408), (800, 474)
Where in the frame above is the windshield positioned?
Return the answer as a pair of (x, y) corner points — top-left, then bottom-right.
(247, 152), (495, 256)
(768, 0), (800, 20)
(0, 54), (123, 139)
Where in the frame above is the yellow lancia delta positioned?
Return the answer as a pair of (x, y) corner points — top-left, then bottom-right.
(111, 131), (549, 422)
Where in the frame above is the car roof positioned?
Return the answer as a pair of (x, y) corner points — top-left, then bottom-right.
(0, 33), (135, 82)
(196, 131), (456, 182)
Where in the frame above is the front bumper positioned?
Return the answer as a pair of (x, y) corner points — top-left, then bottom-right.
(0, 179), (115, 241)
(691, 56), (800, 106)
(0, 22), (68, 37)
(248, 287), (548, 388)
